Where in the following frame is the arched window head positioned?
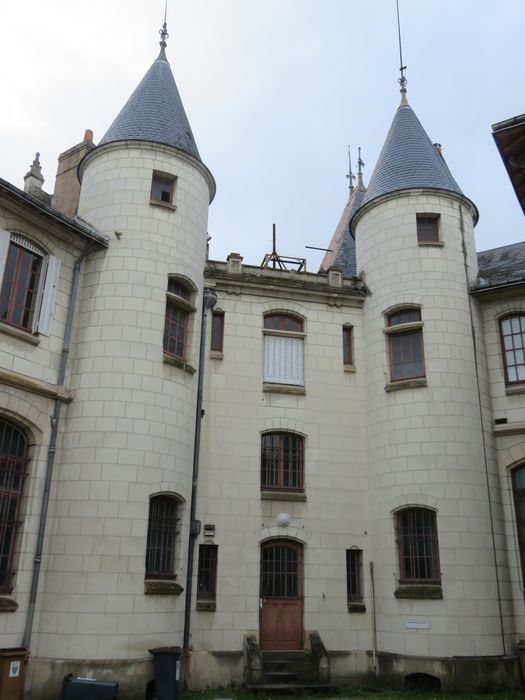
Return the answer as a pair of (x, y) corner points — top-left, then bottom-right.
(0, 419), (29, 593)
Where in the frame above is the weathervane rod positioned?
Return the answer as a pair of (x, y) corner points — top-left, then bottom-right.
(159, 0), (169, 48)
(396, 0), (407, 93)
(346, 146), (355, 193)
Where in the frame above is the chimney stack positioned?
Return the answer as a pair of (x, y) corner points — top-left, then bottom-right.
(53, 130), (95, 217)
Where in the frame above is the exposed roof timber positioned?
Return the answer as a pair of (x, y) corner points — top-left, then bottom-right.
(492, 114), (525, 216)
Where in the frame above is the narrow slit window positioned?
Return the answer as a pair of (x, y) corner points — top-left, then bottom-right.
(197, 544), (218, 600)
(346, 549), (363, 602)
(210, 312), (224, 352)
(343, 325), (353, 365)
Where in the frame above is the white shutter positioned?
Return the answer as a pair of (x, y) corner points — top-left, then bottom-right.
(0, 229), (11, 284)
(35, 255), (61, 336)
(264, 335), (304, 385)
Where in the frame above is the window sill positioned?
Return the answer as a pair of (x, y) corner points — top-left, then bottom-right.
(263, 383), (305, 395)
(343, 364), (356, 373)
(385, 378), (427, 392)
(261, 490), (306, 502)
(144, 579), (184, 595)
(394, 584), (442, 600)
(163, 353), (197, 375)
(210, 350), (224, 360)
(418, 240), (444, 247)
(505, 384), (525, 396)
(0, 596), (18, 612)
(196, 599), (216, 611)
(150, 198), (177, 212)
(347, 602), (366, 613)
(0, 322), (40, 345)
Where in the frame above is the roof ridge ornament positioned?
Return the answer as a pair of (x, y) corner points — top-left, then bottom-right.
(159, 0), (169, 51)
(357, 147), (365, 190)
(346, 146), (356, 193)
(396, 0), (408, 103)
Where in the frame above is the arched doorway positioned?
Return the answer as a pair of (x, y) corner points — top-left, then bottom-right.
(260, 539), (303, 650)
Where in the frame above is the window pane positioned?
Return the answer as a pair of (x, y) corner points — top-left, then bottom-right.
(0, 242), (42, 331)
(501, 315), (525, 384)
(346, 549), (363, 601)
(388, 308), (421, 326)
(261, 544), (298, 598)
(211, 312), (224, 352)
(261, 432), (304, 491)
(390, 330), (424, 381)
(197, 545), (218, 599)
(264, 314), (303, 332)
(164, 302), (187, 359)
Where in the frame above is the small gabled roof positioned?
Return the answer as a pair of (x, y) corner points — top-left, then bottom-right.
(320, 177), (366, 278)
(361, 97), (463, 208)
(99, 45), (200, 161)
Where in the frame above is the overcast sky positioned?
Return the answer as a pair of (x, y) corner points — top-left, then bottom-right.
(1, 1), (523, 270)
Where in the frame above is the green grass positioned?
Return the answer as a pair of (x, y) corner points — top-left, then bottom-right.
(183, 686), (525, 700)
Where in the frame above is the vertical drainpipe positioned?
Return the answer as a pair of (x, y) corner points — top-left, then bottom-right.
(183, 288), (217, 665)
(23, 243), (93, 650)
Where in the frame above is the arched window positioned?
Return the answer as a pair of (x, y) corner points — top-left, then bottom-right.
(512, 465), (525, 583)
(163, 276), (196, 361)
(385, 307), (425, 382)
(145, 495), (178, 579)
(261, 432), (304, 492)
(0, 419), (28, 593)
(0, 230), (60, 336)
(500, 314), (525, 385)
(263, 313), (305, 386)
(395, 507), (440, 584)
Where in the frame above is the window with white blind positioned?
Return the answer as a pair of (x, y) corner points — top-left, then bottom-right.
(263, 314), (304, 386)
(0, 229), (60, 336)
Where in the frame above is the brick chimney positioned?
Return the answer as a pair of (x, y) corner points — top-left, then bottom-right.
(53, 129), (95, 217)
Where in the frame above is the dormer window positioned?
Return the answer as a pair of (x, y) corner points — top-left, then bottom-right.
(151, 171), (177, 207)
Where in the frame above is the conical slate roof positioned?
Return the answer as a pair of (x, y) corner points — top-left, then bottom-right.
(320, 176), (366, 277)
(99, 46), (200, 160)
(361, 97), (462, 207)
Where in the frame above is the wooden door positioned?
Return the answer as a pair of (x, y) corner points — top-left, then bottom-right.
(260, 540), (303, 650)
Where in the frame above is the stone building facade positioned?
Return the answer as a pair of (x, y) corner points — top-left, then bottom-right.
(1, 27), (525, 699)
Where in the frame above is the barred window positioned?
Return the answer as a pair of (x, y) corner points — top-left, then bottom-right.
(197, 544), (218, 600)
(416, 214), (440, 243)
(145, 495), (178, 579)
(0, 420), (28, 593)
(395, 507), (440, 584)
(346, 549), (363, 602)
(261, 432), (304, 492)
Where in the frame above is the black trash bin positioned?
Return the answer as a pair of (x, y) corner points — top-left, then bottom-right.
(148, 647), (181, 700)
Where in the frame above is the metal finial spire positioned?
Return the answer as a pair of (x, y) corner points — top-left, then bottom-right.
(396, 0), (407, 95)
(357, 147), (365, 189)
(346, 146), (356, 193)
(159, 0), (169, 48)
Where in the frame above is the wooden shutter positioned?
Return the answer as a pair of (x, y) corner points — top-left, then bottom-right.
(0, 229), (10, 282)
(264, 335), (304, 385)
(35, 255), (61, 336)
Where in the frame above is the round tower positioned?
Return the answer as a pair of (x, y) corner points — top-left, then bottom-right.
(352, 90), (512, 679)
(33, 28), (215, 691)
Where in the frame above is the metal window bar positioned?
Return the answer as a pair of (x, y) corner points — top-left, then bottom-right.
(346, 549), (363, 601)
(397, 509), (439, 583)
(0, 421), (28, 593)
(261, 433), (303, 490)
(145, 496), (177, 578)
(261, 544), (298, 598)
(197, 544), (218, 599)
